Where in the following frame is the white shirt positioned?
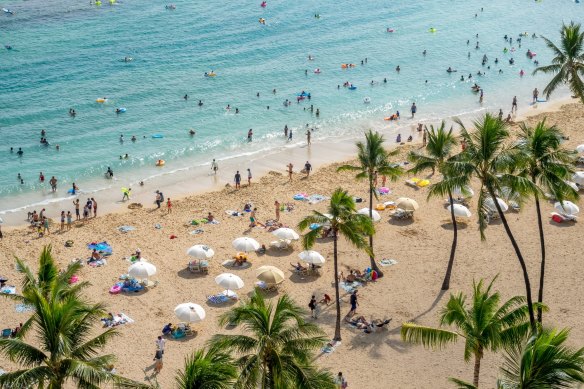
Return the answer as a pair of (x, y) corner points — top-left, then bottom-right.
(156, 338), (166, 351)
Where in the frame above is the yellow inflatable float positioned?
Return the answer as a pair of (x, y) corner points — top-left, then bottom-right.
(375, 204), (386, 211)
(96, 98), (107, 103)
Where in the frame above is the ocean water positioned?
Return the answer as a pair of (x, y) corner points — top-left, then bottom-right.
(0, 0), (579, 217)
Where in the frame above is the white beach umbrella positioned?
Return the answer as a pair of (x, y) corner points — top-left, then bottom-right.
(572, 171), (584, 185)
(484, 197), (509, 212)
(554, 201), (580, 215)
(272, 228), (300, 241)
(447, 204), (472, 218)
(576, 144), (584, 153)
(232, 237), (260, 252)
(186, 245), (215, 259)
(357, 208), (381, 222)
(128, 261), (157, 279)
(564, 181), (579, 192)
(298, 250), (326, 265)
(215, 273), (244, 291)
(452, 186), (475, 198)
(396, 197), (419, 211)
(256, 266), (285, 284)
(174, 303), (206, 323)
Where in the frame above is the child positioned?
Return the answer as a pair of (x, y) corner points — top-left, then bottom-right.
(167, 198), (172, 214)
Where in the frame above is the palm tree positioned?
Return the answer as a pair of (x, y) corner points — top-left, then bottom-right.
(534, 22), (584, 103)
(408, 122), (469, 290)
(516, 120), (578, 324)
(175, 347), (238, 389)
(210, 292), (336, 389)
(337, 130), (403, 277)
(401, 277), (537, 388)
(0, 246), (143, 389)
(298, 188), (374, 341)
(453, 114), (538, 330)
(498, 328), (584, 388)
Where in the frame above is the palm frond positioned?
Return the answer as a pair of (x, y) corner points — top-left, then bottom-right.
(401, 323), (459, 349)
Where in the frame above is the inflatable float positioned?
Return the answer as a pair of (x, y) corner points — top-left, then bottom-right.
(386, 28), (395, 33)
(314, 68), (321, 74)
(96, 98), (107, 103)
(116, 107), (126, 113)
(3, 8), (14, 14)
(260, 1), (266, 7)
(341, 63), (356, 69)
(156, 159), (165, 166)
(363, 97), (371, 104)
(259, 18), (266, 24)
(151, 134), (164, 139)
(204, 72), (216, 77)
(348, 85), (357, 90)
(429, 27), (437, 33)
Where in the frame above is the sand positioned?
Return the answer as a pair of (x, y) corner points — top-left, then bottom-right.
(1, 102), (583, 388)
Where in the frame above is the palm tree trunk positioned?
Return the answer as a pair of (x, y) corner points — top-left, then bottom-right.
(533, 189), (546, 324)
(487, 186), (536, 330)
(333, 230), (342, 341)
(441, 192), (457, 290)
(368, 182), (383, 278)
(473, 348), (483, 387)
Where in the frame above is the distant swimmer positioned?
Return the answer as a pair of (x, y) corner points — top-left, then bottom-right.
(256, 92), (260, 97)
(247, 128), (253, 142)
(447, 67), (457, 73)
(189, 129), (196, 135)
(422, 49), (427, 55)
(119, 134), (124, 142)
(273, 89), (277, 94)
(184, 94), (188, 100)
(284, 125), (288, 137)
(69, 108), (76, 117)
(395, 65), (401, 72)
(198, 100), (203, 106)
(131, 135), (136, 142)
(235, 108), (239, 114)
(122, 57), (133, 62)
(106, 167), (114, 178)
(383, 78), (387, 83)
(315, 108), (320, 117)
(226, 104), (231, 111)
(308, 55), (314, 60)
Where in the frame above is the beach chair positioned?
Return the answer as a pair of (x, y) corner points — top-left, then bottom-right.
(270, 239), (291, 250)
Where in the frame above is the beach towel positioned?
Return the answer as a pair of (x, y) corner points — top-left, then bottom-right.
(339, 281), (363, 293)
(154, 223), (162, 229)
(102, 312), (134, 327)
(190, 219), (208, 226)
(207, 294), (230, 304)
(307, 194), (329, 204)
(87, 241), (112, 254)
(225, 210), (243, 217)
(87, 258), (107, 267)
(321, 340), (341, 355)
(293, 193), (308, 201)
(15, 304), (34, 313)
(379, 258), (398, 267)
(0, 285), (16, 295)
(189, 229), (204, 235)
(118, 226), (135, 233)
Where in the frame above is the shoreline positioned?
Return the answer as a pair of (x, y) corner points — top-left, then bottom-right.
(0, 94), (576, 229)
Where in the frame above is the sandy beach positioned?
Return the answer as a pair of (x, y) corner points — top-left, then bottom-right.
(1, 102), (583, 388)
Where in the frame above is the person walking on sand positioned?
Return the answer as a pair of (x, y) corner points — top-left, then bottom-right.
(73, 199), (80, 221)
(66, 211), (72, 230)
(274, 200), (280, 221)
(309, 295), (317, 319)
(60, 211), (65, 232)
(306, 130), (311, 145)
(247, 168), (252, 186)
(42, 216), (50, 235)
(410, 102), (417, 118)
(155, 191), (162, 209)
(335, 372), (348, 389)
(287, 163), (293, 182)
(511, 95), (518, 113)
(349, 290), (358, 316)
(211, 159), (218, 175)
(153, 349), (163, 374)
(156, 336), (166, 355)
(304, 161), (312, 178)
(234, 171), (241, 189)
(92, 198), (97, 217)
(167, 198), (172, 214)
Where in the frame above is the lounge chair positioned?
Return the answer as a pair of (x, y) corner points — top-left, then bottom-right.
(270, 239), (292, 250)
(256, 281), (279, 292)
(392, 208), (413, 219)
(188, 260), (209, 274)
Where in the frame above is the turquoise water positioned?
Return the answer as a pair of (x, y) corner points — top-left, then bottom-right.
(0, 0), (579, 214)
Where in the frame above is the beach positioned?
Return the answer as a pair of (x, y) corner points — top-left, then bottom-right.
(1, 101), (583, 388)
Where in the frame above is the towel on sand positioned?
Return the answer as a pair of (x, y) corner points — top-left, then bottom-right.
(15, 304), (35, 313)
(339, 281), (363, 293)
(0, 285), (16, 295)
(379, 258), (398, 266)
(118, 226), (136, 233)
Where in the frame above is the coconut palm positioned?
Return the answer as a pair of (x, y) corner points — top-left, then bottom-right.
(516, 120), (578, 324)
(210, 292), (336, 389)
(298, 188), (374, 341)
(409, 122), (469, 290)
(0, 247), (143, 389)
(533, 22), (584, 103)
(401, 277), (537, 388)
(337, 130), (403, 277)
(453, 114), (538, 330)
(499, 328), (584, 388)
(175, 347), (238, 389)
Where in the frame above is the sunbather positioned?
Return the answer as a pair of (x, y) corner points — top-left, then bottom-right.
(206, 212), (214, 222)
(90, 249), (101, 261)
(345, 315), (370, 329)
(290, 262), (307, 272)
(233, 253), (248, 266)
(364, 318), (392, 333)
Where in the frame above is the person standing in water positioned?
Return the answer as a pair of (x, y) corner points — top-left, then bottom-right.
(532, 88), (539, 103)
(49, 176), (57, 192)
(306, 130), (311, 146)
(211, 159), (218, 175)
(288, 129), (293, 141)
(284, 125), (288, 138)
(511, 96), (518, 113)
(410, 102), (417, 118)
(247, 129), (253, 142)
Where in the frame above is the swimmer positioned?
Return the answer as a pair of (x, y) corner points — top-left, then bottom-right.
(184, 94), (188, 100)
(106, 167), (114, 178)
(273, 88), (276, 94)
(189, 129), (196, 136)
(247, 129), (253, 142)
(41, 129), (46, 137)
(198, 100), (203, 106)
(119, 134), (124, 142)
(460, 75), (465, 81)
(226, 104), (231, 111)
(308, 55), (314, 60)
(266, 106), (270, 110)
(256, 92), (260, 98)
(395, 65), (400, 72)
(383, 78), (387, 83)
(235, 108), (239, 114)
(55, 144), (60, 150)
(422, 49), (427, 55)
(494, 58), (499, 64)
(130, 135), (136, 142)
(305, 69), (308, 75)
(316, 108), (320, 117)
(69, 108), (76, 117)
